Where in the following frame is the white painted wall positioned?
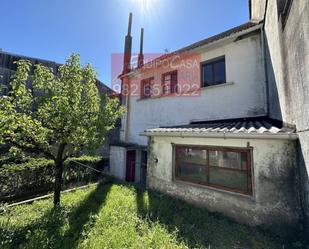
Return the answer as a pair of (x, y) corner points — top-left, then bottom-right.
(264, 0), (288, 121)
(109, 146), (143, 183)
(122, 33), (267, 146)
(147, 135), (299, 228)
(110, 146), (126, 180)
(250, 0), (266, 20)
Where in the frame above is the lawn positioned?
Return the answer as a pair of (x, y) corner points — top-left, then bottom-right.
(0, 182), (297, 249)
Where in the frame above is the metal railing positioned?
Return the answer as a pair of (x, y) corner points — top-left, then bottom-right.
(62, 160), (104, 189)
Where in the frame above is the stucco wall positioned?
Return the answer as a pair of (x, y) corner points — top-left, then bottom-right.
(282, 1), (309, 231)
(264, 0), (288, 121)
(250, 0), (267, 21)
(122, 33), (267, 145)
(262, 0), (309, 231)
(147, 135), (300, 233)
(110, 146), (126, 180)
(109, 146), (143, 183)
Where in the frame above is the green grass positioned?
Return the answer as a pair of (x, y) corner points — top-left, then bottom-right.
(0, 183), (300, 249)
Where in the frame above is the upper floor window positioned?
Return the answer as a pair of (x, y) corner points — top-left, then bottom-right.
(141, 77), (154, 99)
(201, 56), (226, 87)
(162, 71), (177, 95)
(174, 145), (252, 195)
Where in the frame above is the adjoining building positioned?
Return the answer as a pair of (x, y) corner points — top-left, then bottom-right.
(0, 50), (119, 156)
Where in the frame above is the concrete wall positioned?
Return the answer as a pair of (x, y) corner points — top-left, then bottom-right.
(110, 146), (126, 180)
(250, 0), (267, 21)
(278, 1), (309, 231)
(109, 146), (143, 183)
(147, 135), (300, 234)
(264, 0), (287, 121)
(261, 0), (309, 232)
(123, 33), (267, 145)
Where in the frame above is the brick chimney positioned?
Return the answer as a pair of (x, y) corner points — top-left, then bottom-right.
(123, 13), (132, 74)
(138, 28), (144, 68)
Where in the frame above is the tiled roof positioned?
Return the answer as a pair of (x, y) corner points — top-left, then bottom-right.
(144, 117), (296, 136)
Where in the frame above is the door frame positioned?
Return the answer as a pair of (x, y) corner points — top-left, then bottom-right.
(125, 150), (136, 182)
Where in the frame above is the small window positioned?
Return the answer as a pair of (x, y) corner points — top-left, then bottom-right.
(141, 77), (154, 99)
(162, 71), (177, 95)
(201, 57), (226, 87)
(175, 145), (252, 195)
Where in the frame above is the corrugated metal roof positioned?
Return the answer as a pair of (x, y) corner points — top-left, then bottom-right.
(144, 117), (296, 135)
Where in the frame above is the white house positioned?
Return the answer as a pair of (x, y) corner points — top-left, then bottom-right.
(109, 1), (307, 234)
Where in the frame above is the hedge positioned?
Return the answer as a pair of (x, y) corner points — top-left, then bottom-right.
(0, 156), (108, 202)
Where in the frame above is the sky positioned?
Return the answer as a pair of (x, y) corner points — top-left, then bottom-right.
(0, 0), (249, 88)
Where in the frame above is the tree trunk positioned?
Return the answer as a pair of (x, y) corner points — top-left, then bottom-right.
(53, 143), (66, 207)
(53, 160), (63, 206)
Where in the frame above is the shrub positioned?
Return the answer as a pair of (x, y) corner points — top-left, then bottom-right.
(0, 156), (108, 202)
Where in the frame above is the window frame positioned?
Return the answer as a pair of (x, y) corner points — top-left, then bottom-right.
(161, 70), (178, 95)
(200, 56), (226, 88)
(140, 77), (154, 99)
(173, 144), (253, 195)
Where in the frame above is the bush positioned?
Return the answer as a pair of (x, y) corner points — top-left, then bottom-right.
(0, 156), (108, 202)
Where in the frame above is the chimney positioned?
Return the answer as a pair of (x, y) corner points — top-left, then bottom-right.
(123, 13), (132, 74)
(138, 28), (144, 68)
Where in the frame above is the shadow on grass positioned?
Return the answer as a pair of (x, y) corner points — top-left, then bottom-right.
(1, 183), (111, 249)
(0, 205), (66, 249)
(61, 183), (111, 249)
(134, 185), (292, 249)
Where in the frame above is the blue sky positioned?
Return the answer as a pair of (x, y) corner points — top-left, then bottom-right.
(0, 0), (249, 87)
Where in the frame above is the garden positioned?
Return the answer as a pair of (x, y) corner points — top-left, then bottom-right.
(1, 182), (302, 249)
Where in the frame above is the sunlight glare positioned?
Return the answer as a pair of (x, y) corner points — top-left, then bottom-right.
(130, 0), (158, 17)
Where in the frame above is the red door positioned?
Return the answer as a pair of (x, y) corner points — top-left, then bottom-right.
(126, 150), (136, 182)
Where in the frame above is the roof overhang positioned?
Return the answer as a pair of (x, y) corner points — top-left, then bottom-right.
(140, 131), (298, 140)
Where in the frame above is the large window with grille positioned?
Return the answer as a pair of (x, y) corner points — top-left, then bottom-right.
(174, 145), (252, 195)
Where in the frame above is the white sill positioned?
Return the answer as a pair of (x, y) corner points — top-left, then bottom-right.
(200, 82), (234, 90)
(173, 179), (255, 201)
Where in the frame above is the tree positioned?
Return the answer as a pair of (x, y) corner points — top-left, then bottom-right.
(0, 54), (124, 206)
